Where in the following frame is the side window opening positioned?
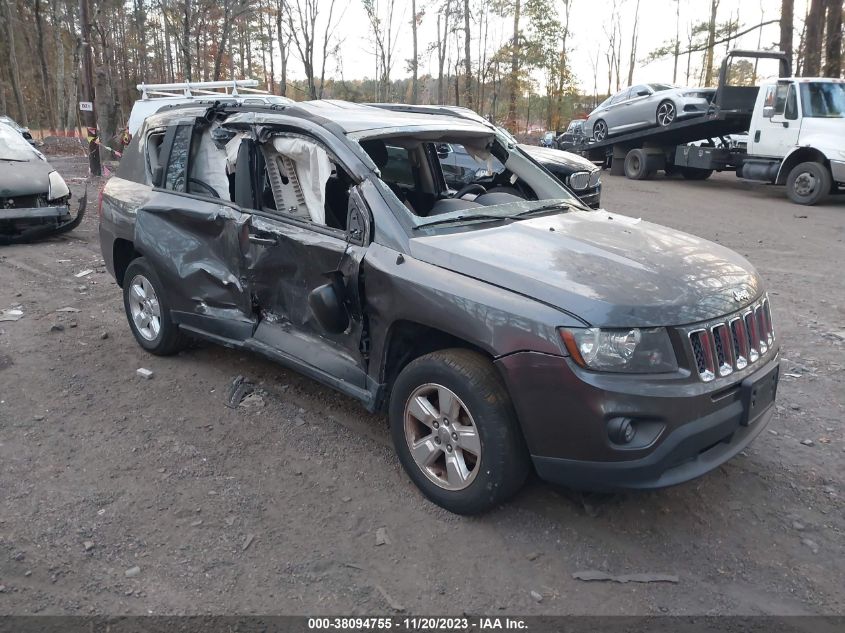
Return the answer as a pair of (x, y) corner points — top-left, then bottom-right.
(164, 125), (192, 192)
(259, 134), (351, 232)
(145, 131), (166, 184)
(187, 126), (234, 200)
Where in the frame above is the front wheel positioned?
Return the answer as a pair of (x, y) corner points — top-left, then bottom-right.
(122, 257), (188, 355)
(786, 161), (831, 205)
(389, 349), (529, 515)
(592, 120), (608, 141)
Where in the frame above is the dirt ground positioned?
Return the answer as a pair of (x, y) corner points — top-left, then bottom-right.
(0, 156), (843, 616)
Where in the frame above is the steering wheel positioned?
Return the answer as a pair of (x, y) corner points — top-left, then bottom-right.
(453, 183), (487, 199)
(188, 178), (220, 198)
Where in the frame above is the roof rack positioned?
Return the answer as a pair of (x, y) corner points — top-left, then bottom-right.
(136, 80), (267, 101)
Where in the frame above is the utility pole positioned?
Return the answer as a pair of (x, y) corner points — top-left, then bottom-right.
(79, 0), (101, 176)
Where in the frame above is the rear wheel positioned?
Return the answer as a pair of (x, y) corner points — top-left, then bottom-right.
(681, 167), (713, 180)
(122, 257), (188, 355)
(786, 161), (831, 205)
(624, 149), (656, 180)
(656, 100), (676, 127)
(593, 119), (608, 141)
(389, 349), (529, 515)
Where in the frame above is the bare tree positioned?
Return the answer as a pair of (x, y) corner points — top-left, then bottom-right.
(780, 0), (794, 69)
(823, 0), (842, 77)
(1, 0), (27, 125)
(410, 0), (419, 103)
(626, 0), (640, 86)
(672, 0), (680, 83)
(434, 0), (454, 105)
(275, 0), (290, 94)
(463, 0), (473, 108)
(506, 0), (521, 128)
(803, 0), (824, 76)
(703, 0), (719, 86)
(363, 0), (402, 102)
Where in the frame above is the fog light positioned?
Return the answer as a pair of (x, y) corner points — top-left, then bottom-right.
(607, 418), (635, 444)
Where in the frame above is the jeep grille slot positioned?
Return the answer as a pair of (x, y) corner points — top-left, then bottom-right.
(689, 329), (715, 382)
(686, 295), (775, 381)
(711, 324), (733, 377)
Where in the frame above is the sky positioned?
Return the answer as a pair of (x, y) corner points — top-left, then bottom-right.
(281, 0), (808, 94)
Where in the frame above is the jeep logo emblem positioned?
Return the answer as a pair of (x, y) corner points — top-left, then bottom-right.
(733, 289), (750, 303)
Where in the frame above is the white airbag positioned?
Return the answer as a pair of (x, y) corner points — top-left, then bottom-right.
(271, 136), (331, 225)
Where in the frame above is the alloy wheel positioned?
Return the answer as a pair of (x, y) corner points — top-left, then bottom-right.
(403, 383), (481, 491)
(593, 120), (608, 141)
(128, 274), (162, 341)
(657, 101), (676, 126)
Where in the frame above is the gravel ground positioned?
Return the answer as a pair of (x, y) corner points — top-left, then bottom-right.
(0, 157), (843, 616)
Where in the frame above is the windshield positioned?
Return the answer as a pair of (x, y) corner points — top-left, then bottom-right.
(800, 82), (845, 118)
(359, 127), (582, 232)
(0, 123), (38, 161)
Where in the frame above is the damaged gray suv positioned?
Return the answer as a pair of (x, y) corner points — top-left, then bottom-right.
(99, 100), (780, 514)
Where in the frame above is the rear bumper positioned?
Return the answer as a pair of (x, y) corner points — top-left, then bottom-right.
(496, 351), (779, 492)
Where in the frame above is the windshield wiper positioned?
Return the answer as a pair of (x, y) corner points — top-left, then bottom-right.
(413, 213), (514, 230)
(505, 202), (572, 218)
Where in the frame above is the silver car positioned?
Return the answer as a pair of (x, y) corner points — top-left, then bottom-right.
(586, 83), (715, 141)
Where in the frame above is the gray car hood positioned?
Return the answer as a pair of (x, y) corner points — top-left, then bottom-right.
(0, 159), (52, 197)
(409, 210), (762, 327)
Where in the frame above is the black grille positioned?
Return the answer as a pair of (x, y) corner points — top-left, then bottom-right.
(1, 194), (47, 209)
(691, 332), (707, 374)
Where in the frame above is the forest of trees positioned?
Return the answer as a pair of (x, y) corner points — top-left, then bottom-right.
(0, 0), (843, 145)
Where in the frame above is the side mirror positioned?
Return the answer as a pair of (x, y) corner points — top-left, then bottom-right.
(152, 165), (164, 187)
(637, 89), (651, 97)
(762, 106), (774, 119)
(436, 143), (451, 159)
(308, 282), (349, 334)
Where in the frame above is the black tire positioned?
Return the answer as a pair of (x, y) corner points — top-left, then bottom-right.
(122, 257), (188, 356)
(593, 119), (608, 141)
(389, 348), (530, 515)
(623, 149), (655, 180)
(681, 167), (714, 180)
(786, 161), (831, 205)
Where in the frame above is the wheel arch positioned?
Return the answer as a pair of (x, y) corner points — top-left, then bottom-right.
(113, 238), (142, 288)
(377, 319), (495, 412)
(776, 147), (830, 185)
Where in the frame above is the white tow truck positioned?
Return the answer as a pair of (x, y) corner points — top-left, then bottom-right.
(575, 51), (845, 205)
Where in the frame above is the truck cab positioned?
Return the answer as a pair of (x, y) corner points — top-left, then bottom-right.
(745, 77), (845, 204)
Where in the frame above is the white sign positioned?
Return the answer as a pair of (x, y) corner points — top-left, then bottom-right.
(79, 101), (93, 112)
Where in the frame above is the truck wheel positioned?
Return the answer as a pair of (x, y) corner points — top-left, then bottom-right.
(624, 149), (655, 180)
(122, 257), (188, 356)
(593, 120), (608, 141)
(786, 161), (831, 205)
(389, 349), (529, 515)
(681, 167), (713, 180)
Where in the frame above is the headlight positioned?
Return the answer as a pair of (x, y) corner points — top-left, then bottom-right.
(47, 170), (70, 201)
(559, 327), (678, 373)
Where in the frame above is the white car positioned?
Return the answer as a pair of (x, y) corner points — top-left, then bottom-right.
(587, 83), (715, 141)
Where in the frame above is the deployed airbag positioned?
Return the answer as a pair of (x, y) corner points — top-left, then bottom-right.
(269, 136), (332, 225)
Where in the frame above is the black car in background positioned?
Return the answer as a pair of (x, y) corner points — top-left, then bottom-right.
(438, 142), (602, 208)
(556, 118), (589, 150)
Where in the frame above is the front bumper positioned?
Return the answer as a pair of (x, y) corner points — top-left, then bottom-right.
(496, 351), (779, 492)
(830, 159), (845, 184)
(0, 194), (86, 244)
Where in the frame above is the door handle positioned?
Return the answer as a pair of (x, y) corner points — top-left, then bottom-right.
(248, 233), (277, 246)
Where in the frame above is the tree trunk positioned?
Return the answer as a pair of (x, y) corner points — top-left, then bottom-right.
(823, 0), (842, 77)
(276, 0), (288, 95)
(673, 0), (680, 83)
(182, 0), (192, 80)
(626, 0), (640, 86)
(463, 0), (472, 109)
(2, 0), (27, 126)
(780, 0), (794, 70)
(409, 0), (418, 103)
(803, 0), (824, 76)
(34, 0), (57, 133)
(506, 0), (520, 129)
(704, 0), (719, 86)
